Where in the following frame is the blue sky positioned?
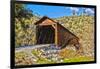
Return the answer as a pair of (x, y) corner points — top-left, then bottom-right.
(26, 4), (94, 18)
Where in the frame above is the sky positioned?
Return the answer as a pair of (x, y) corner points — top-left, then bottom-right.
(26, 4), (94, 18)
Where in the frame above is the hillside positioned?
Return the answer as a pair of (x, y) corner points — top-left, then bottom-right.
(15, 15), (94, 55)
(15, 15), (40, 47)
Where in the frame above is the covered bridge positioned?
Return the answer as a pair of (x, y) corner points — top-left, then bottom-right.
(35, 16), (80, 50)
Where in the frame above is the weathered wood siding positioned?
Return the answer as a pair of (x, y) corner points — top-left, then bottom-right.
(57, 24), (79, 48)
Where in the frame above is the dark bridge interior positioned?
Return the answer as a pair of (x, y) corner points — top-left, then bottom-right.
(36, 25), (55, 44)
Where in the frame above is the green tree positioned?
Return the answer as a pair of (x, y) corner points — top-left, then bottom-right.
(15, 4), (33, 19)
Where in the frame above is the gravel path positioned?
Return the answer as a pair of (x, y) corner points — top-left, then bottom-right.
(15, 44), (52, 52)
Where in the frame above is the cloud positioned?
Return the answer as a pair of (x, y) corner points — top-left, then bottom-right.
(65, 7), (69, 9)
(70, 7), (79, 12)
(85, 8), (94, 14)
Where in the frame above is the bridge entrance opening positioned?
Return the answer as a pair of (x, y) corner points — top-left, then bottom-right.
(36, 25), (55, 44)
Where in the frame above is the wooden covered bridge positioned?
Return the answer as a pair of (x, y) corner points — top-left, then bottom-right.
(35, 16), (80, 50)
